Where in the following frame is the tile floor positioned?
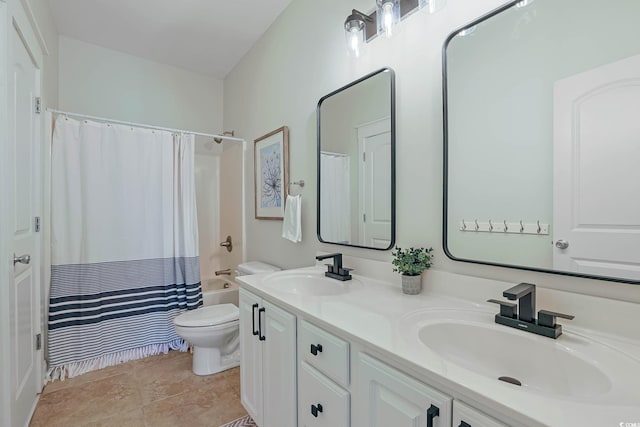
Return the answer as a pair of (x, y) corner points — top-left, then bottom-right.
(30, 350), (247, 427)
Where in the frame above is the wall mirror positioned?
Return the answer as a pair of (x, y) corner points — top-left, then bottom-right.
(444, 0), (640, 283)
(317, 68), (396, 250)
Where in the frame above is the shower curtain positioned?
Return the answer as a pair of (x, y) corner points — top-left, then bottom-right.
(48, 116), (202, 379)
(320, 152), (351, 243)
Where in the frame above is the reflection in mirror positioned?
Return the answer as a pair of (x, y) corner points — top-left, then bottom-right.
(317, 68), (395, 250)
(444, 0), (640, 283)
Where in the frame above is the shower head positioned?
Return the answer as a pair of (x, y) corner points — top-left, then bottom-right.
(213, 130), (235, 144)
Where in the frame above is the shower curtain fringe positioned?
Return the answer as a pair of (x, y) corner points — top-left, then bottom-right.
(45, 338), (189, 382)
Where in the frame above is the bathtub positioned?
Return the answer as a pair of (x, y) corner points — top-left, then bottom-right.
(200, 277), (239, 307)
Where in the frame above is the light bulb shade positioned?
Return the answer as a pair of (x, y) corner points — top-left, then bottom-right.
(376, 0), (400, 39)
(344, 14), (365, 57)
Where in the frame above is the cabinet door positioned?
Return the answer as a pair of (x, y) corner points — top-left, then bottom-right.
(262, 300), (297, 427)
(239, 289), (263, 425)
(299, 362), (350, 427)
(453, 401), (508, 427)
(354, 353), (452, 427)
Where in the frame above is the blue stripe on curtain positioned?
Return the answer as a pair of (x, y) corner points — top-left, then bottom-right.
(48, 257), (202, 368)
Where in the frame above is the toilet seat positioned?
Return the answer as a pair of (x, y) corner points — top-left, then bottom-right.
(173, 303), (239, 327)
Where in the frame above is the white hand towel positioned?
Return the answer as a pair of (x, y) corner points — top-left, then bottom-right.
(282, 194), (302, 243)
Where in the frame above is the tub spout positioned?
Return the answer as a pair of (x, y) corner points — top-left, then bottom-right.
(215, 269), (232, 276)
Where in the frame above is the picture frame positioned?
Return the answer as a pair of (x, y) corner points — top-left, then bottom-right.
(254, 126), (289, 220)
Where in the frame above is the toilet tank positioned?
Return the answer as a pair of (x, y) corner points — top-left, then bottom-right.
(236, 261), (281, 276)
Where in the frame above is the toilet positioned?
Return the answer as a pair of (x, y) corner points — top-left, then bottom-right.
(173, 261), (280, 375)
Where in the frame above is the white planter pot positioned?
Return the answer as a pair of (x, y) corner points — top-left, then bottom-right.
(401, 274), (422, 295)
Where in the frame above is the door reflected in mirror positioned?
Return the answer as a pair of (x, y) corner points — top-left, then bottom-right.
(444, 0), (640, 283)
(317, 68), (395, 250)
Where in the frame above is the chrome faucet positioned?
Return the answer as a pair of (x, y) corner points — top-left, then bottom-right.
(215, 268), (232, 276)
(316, 253), (352, 281)
(488, 283), (574, 339)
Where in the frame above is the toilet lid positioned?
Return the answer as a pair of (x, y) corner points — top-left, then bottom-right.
(173, 304), (239, 327)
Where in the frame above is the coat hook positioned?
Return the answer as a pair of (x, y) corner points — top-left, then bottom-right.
(520, 220), (524, 233)
(462, 219), (467, 230)
(537, 220), (541, 234)
(504, 220), (508, 232)
(489, 219), (494, 232)
(475, 219), (479, 231)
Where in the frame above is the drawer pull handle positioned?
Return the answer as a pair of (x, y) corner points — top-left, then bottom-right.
(258, 307), (266, 341)
(427, 404), (439, 427)
(311, 403), (323, 417)
(459, 422), (472, 427)
(310, 344), (323, 356)
(251, 304), (259, 336)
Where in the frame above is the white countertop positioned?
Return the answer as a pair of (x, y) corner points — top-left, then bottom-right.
(236, 262), (640, 427)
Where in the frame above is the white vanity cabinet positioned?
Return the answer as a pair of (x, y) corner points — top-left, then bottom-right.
(239, 288), (297, 427)
(453, 401), (508, 427)
(298, 320), (351, 426)
(354, 352), (452, 427)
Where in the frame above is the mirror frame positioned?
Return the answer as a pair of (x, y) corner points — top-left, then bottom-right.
(441, 1), (639, 285)
(316, 67), (396, 251)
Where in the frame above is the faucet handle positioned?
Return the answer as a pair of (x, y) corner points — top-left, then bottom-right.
(487, 299), (518, 319)
(537, 310), (575, 328)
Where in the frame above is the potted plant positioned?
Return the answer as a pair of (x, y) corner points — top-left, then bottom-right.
(392, 246), (434, 295)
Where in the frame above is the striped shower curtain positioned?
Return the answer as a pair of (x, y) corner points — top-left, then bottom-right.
(48, 116), (203, 379)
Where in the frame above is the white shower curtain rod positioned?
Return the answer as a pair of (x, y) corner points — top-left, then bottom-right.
(47, 108), (245, 142)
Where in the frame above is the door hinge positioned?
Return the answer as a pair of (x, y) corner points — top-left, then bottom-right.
(35, 97), (41, 114)
(363, 213), (366, 222)
(35, 333), (42, 351)
(362, 152), (366, 161)
(34, 216), (41, 232)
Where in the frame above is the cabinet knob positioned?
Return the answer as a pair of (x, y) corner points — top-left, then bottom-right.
(310, 343), (323, 356)
(311, 403), (323, 417)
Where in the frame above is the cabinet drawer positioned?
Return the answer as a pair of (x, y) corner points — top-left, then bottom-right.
(299, 362), (350, 427)
(300, 320), (350, 387)
(453, 401), (508, 427)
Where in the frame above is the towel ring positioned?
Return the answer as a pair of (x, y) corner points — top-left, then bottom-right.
(288, 180), (305, 195)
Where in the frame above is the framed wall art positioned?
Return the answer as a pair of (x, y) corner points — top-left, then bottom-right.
(254, 126), (289, 220)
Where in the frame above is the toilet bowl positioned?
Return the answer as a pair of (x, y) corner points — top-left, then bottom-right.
(174, 261), (281, 375)
(173, 304), (240, 375)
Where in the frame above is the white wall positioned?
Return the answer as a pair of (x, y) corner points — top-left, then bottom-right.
(58, 36), (223, 133)
(58, 35), (228, 280)
(224, 0), (640, 303)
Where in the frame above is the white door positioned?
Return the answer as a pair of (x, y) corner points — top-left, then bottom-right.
(354, 353), (451, 427)
(5, 1), (42, 425)
(239, 289), (263, 425)
(262, 300), (297, 427)
(553, 54), (640, 280)
(358, 118), (392, 249)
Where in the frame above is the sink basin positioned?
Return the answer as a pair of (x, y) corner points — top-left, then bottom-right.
(402, 309), (640, 403)
(260, 270), (363, 296)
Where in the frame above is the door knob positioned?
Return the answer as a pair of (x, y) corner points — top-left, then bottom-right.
(555, 240), (569, 249)
(13, 254), (31, 265)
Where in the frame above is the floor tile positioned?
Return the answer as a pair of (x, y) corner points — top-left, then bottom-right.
(32, 350), (246, 427)
(32, 373), (142, 426)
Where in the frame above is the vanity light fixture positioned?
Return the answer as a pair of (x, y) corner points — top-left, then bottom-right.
(344, 9), (374, 57)
(344, 0), (446, 56)
(377, 0), (400, 38)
